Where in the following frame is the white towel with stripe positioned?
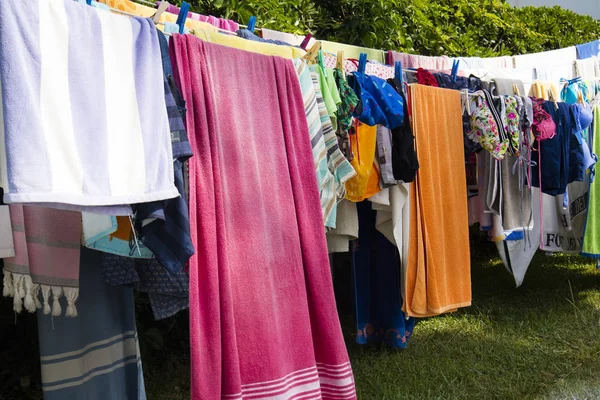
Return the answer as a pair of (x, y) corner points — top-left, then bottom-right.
(0, 0), (178, 207)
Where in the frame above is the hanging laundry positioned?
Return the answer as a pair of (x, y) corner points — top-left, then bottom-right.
(169, 35), (355, 399)
(237, 28), (296, 47)
(261, 28), (317, 49)
(513, 47), (577, 70)
(194, 28), (306, 58)
(135, 30), (195, 274)
(3, 206), (81, 317)
(159, 2), (239, 32)
(345, 122), (380, 202)
(310, 64), (340, 130)
(36, 249), (145, 400)
(294, 59), (338, 227)
(582, 105), (600, 257)
(322, 41), (385, 63)
(326, 200), (359, 253)
(0, 190), (14, 258)
(0, 0), (178, 208)
(454, 56), (513, 69)
(353, 201), (415, 349)
(102, 254), (189, 320)
(576, 40), (600, 59)
(405, 84), (471, 318)
(387, 51), (453, 70)
(100, 0), (219, 33)
(323, 53), (395, 79)
(434, 72), (484, 91)
(334, 68), (359, 160)
(574, 57), (599, 79)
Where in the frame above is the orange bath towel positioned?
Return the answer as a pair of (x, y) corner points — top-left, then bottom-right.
(405, 84), (472, 318)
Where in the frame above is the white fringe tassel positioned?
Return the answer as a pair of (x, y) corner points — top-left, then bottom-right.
(41, 285), (51, 315)
(2, 270), (79, 317)
(64, 287), (79, 318)
(51, 286), (63, 317)
(3, 269), (14, 297)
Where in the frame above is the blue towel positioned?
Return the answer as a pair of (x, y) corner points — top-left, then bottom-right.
(37, 248), (146, 400)
(576, 40), (600, 59)
(353, 201), (415, 348)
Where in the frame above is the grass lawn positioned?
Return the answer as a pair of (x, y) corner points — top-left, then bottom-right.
(143, 240), (600, 400)
(3, 239), (600, 399)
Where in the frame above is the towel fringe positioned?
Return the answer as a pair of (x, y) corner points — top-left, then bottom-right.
(23, 275), (37, 313)
(12, 273), (24, 313)
(3, 269), (14, 297)
(63, 287), (79, 318)
(2, 271), (78, 317)
(51, 286), (63, 317)
(41, 285), (51, 315)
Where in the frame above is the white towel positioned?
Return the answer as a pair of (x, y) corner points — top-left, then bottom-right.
(575, 57), (599, 79)
(0, 0), (178, 207)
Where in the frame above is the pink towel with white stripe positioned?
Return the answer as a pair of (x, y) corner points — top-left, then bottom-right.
(170, 34), (355, 399)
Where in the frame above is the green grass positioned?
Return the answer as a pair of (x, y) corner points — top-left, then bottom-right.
(143, 241), (600, 400)
(5, 239), (600, 399)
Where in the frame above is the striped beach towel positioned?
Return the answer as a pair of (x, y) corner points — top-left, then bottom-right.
(0, 0), (178, 207)
(37, 248), (146, 399)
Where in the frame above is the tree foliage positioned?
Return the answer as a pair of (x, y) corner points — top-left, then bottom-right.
(175, 0), (600, 57)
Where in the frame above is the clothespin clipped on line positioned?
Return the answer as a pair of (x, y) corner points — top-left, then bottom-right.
(451, 60), (459, 83)
(247, 16), (257, 33)
(300, 34), (313, 51)
(153, 1), (169, 24)
(176, 1), (190, 35)
(336, 51), (344, 71)
(86, 0), (92, 5)
(394, 61), (402, 86)
(358, 53), (367, 74)
(548, 88), (559, 110)
(512, 83), (520, 96)
(303, 42), (321, 64)
(317, 50), (324, 69)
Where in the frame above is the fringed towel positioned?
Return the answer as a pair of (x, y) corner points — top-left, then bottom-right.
(0, 0), (177, 207)
(405, 84), (472, 318)
(170, 35), (355, 399)
(3, 205), (81, 317)
(37, 248), (145, 400)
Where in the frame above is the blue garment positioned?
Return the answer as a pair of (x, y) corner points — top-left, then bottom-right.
(576, 40), (600, 59)
(101, 253), (189, 320)
(353, 201), (415, 349)
(434, 72), (483, 92)
(532, 102), (576, 195)
(348, 72), (404, 129)
(37, 249), (146, 400)
(135, 31), (195, 275)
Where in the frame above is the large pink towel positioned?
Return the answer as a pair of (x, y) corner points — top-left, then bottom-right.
(170, 34), (355, 399)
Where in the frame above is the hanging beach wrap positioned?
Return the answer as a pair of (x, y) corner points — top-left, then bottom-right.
(3, 205), (81, 317)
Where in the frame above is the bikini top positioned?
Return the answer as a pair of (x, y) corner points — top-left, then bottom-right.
(573, 103), (593, 132)
(531, 97), (556, 141)
(348, 54), (404, 129)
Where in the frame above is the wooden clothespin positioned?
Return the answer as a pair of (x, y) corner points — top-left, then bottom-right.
(336, 51), (344, 71)
(512, 83), (520, 96)
(548, 88), (559, 110)
(153, 1), (169, 24)
(176, 1), (190, 34)
(247, 16), (257, 33)
(303, 42), (321, 64)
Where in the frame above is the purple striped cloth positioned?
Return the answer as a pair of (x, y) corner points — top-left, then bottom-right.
(0, 0), (178, 208)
